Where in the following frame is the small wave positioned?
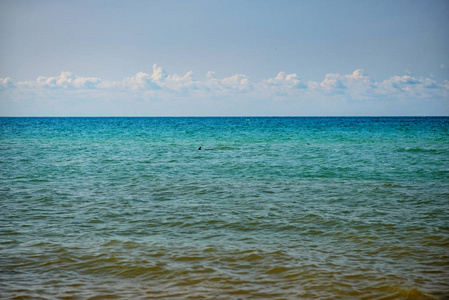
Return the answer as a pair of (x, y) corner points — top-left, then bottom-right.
(396, 147), (441, 154)
(376, 286), (437, 300)
(265, 266), (291, 274)
(198, 146), (235, 150)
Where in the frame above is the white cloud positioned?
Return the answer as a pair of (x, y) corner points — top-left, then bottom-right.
(120, 72), (161, 90)
(302, 69), (448, 101)
(324, 69), (379, 98)
(377, 75), (444, 98)
(205, 72), (252, 93)
(21, 71), (101, 89)
(343, 69), (378, 98)
(316, 69), (376, 96)
(320, 73), (347, 91)
(0, 77), (15, 90)
(1, 66), (448, 116)
(151, 64), (168, 82)
(164, 70), (197, 91)
(263, 72), (307, 89)
(4, 67), (448, 100)
(113, 65), (197, 92)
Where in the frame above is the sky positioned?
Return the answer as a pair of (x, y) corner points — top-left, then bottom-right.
(1, 0), (448, 116)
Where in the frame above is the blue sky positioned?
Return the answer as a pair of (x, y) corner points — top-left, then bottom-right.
(1, 0), (448, 116)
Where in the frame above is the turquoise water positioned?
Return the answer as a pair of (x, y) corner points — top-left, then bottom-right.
(1, 117), (448, 299)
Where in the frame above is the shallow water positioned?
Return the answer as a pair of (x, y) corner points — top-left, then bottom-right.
(1, 117), (448, 299)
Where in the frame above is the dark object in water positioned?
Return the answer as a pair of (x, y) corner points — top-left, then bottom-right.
(198, 146), (216, 150)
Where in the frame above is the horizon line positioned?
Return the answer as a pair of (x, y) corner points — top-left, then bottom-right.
(1, 116), (448, 118)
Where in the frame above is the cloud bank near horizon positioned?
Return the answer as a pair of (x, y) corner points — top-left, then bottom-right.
(1, 65), (448, 116)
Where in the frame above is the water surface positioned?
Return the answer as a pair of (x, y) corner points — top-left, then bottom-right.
(1, 117), (448, 299)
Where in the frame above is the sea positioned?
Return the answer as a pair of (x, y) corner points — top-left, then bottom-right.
(0, 117), (448, 299)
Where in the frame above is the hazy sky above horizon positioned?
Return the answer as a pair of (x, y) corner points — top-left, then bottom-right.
(1, 0), (449, 116)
